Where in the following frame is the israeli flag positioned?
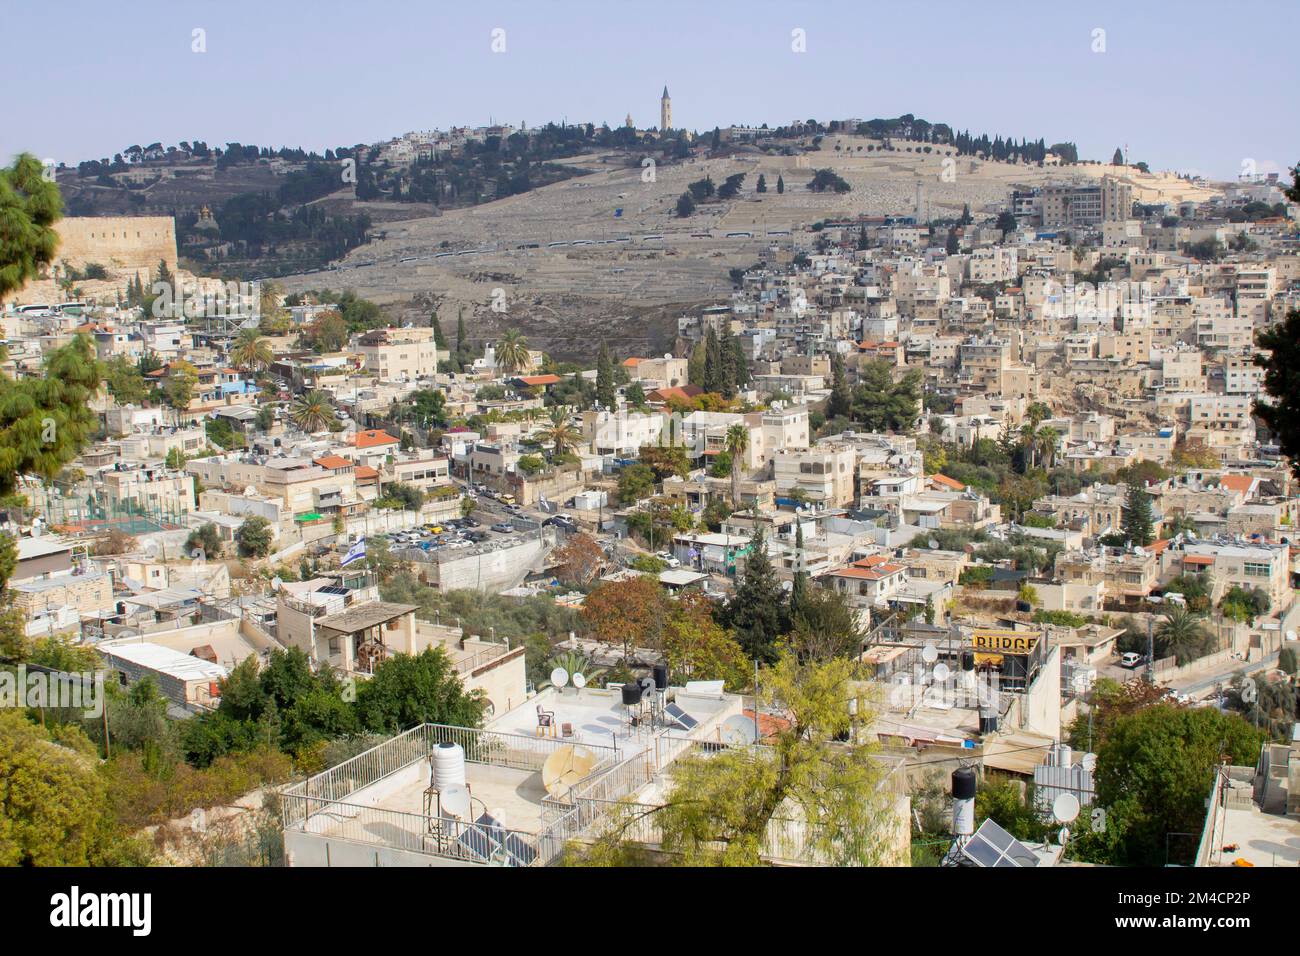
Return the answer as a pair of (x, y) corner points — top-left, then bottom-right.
(341, 537), (367, 567)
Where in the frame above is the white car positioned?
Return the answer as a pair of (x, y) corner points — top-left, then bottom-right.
(1120, 652), (1144, 669)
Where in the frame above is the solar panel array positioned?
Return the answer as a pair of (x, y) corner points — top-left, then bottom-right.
(960, 818), (1039, 868)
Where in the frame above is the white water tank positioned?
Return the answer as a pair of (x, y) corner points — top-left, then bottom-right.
(432, 742), (466, 788)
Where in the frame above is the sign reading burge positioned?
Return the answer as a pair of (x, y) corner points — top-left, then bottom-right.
(971, 629), (1040, 654)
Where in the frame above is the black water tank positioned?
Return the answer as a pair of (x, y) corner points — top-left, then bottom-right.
(621, 681), (643, 706)
(952, 767), (977, 800)
(979, 710), (999, 734)
(961, 650), (975, 671)
(653, 663), (669, 690)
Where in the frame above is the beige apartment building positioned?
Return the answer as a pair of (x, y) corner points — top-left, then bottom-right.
(772, 445), (856, 506)
(357, 328), (441, 383)
(101, 463), (197, 517)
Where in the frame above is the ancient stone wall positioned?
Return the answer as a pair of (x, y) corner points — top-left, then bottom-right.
(53, 216), (177, 277)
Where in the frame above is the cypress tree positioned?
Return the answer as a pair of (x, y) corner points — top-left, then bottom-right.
(827, 352), (852, 420)
(455, 309), (468, 372)
(1122, 484), (1154, 547)
(703, 328), (724, 394)
(596, 340), (615, 409)
(724, 528), (788, 664)
(789, 522), (808, 621)
(730, 335), (750, 390)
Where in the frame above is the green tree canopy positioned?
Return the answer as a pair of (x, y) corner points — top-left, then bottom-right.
(0, 153), (63, 302)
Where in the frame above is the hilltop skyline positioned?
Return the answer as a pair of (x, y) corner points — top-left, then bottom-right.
(5, 0), (1296, 180)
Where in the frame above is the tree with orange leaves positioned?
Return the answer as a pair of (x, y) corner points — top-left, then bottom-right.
(582, 576), (668, 663)
(552, 532), (605, 588)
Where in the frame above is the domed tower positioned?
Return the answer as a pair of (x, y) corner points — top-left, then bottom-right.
(660, 86), (672, 132)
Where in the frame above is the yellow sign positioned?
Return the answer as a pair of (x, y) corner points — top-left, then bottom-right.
(971, 629), (1039, 655)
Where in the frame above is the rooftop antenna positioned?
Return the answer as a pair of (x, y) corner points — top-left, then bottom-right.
(1052, 791), (1081, 849)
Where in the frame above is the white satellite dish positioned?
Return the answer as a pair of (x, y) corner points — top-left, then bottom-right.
(439, 784), (471, 820)
(719, 714), (759, 745)
(572, 672), (586, 689)
(1052, 792), (1081, 824)
(550, 667), (569, 689)
(928, 539), (939, 550)
(922, 643), (939, 664)
(271, 576), (283, 591)
(932, 663), (951, 683)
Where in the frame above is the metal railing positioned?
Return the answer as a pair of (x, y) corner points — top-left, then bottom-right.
(291, 794), (544, 866)
(451, 643), (512, 674)
(282, 722), (619, 831)
(536, 741), (909, 866)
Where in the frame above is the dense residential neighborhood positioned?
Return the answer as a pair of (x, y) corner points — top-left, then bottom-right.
(1, 10), (1298, 928)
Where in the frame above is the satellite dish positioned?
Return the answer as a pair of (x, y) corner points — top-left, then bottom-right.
(439, 784), (471, 820)
(550, 667), (569, 689)
(932, 663), (951, 683)
(1052, 792), (1081, 824)
(271, 576), (283, 591)
(572, 672), (586, 689)
(1057, 827), (1071, 846)
(928, 539), (939, 550)
(542, 744), (598, 798)
(922, 643), (939, 664)
(719, 714), (759, 745)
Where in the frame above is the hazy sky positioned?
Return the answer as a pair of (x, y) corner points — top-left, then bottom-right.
(6, 0), (1296, 180)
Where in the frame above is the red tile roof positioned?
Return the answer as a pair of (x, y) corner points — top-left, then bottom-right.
(314, 455), (353, 470)
(929, 473), (965, 490)
(350, 429), (398, 449)
(1219, 474), (1254, 495)
(514, 374), (561, 387)
(354, 465), (379, 480)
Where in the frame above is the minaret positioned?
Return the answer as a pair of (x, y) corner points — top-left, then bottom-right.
(660, 85), (672, 132)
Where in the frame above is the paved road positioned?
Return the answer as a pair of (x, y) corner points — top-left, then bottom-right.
(1169, 652), (1280, 698)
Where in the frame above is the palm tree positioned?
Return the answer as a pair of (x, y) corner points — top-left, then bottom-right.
(1036, 426), (1060, 469)
(291, 389), (333, 433)
(1156, 606), (1210, 666)
(495, 328), (530, 374)
(724, 423), (750, 506)
(542, 406), (578, 459)
(1019, 422), (1039, 469)
(230, 327), (273, 372)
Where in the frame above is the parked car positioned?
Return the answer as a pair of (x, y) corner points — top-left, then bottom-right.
(1120, 652), (1145, 669)
(491, 522), (514, 534)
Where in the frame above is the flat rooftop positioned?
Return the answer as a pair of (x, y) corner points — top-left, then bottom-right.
(488, 685), (738, 752)
(1216, 803), (1300, 867)
(303, 759), (549, 840)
